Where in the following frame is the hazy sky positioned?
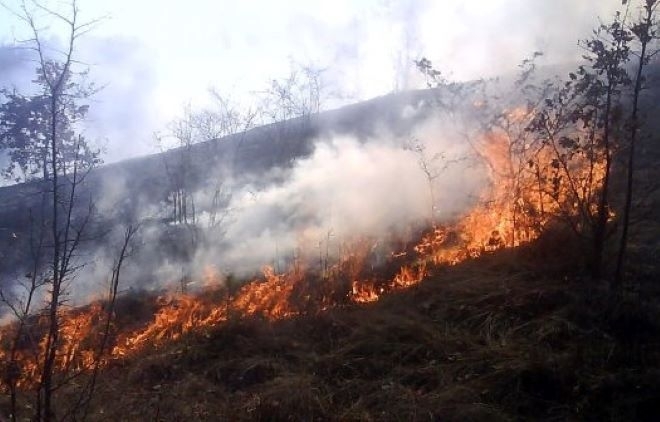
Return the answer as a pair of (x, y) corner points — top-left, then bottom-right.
(0, 0), (620, 162)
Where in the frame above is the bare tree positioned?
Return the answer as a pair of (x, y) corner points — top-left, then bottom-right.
(405, 140), (450, 226)
(73, 224), (139, 421)
(201, 90), (258, 229)
(160, 104), (199, 225)
(259, 62), (327, 125)
(0, 209), (47, 422)
(256, 62), (329, 169)
(157, 93), (258, 229)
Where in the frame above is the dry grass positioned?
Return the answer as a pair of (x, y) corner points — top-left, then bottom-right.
(34, 245), (656, 422)
(0, 234), (657, 421)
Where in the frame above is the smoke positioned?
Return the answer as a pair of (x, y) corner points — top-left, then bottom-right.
(0, 0), (632, 312)
(77, 107), (485, 298)
(28, 101), (489, 309)
(1, 1), (624, 169)
(81, 37), (161, 162)
(0, 45), (29, 82)
(413, 0), (621, 81)
(217, 127), (481, 272)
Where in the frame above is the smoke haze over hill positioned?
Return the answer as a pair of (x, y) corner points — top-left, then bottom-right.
(0, 0), (619, 164)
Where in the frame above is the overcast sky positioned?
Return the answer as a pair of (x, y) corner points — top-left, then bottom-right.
(0, 0), (620, 162)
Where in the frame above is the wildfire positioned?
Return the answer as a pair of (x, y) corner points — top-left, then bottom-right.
(0, 118), (607, 392)
(113, 293), (228, 356)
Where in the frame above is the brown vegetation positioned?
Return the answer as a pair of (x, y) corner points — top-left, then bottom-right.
(14, 243), (658, 421)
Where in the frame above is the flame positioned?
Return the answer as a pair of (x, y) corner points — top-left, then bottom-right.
(113, 292), (228, 356)
(0, 115), (608, 392)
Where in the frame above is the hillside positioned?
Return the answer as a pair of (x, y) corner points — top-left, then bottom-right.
(2, 65), (660, 421)
(0, 88), (436, 214)
(0, 88), (437, 283)
(22, 244), (660, 421)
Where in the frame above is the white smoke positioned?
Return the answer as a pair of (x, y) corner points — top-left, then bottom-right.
(187, 113), (486, 277)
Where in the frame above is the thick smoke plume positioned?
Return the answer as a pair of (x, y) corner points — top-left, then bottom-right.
(213, 121), (484, 274)
(70, 109), (489, 301)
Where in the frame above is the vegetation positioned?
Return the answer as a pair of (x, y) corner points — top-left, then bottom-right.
(5, 242), (660, 421)
(0, 1), (136, 420)
(0, 0), (659, 420)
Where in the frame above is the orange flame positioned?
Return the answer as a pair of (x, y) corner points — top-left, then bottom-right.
(0, 119), (607, 391)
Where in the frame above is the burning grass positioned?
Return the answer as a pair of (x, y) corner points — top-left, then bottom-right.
(32, 248), (660, 421)
(0, 216), (531, 395)
(0, 113), (629, 420)
(2, 223), (660, 420)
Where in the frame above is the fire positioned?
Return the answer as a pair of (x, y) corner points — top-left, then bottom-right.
(0, 114), (607, 393)
(351, 264), (427, 304)
(113, 292), (228, 356)
(231, 266), (301, 319)
(0, 303), (108, 389)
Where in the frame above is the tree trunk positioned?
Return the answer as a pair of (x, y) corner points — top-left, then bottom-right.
(615, 7), (653, 287)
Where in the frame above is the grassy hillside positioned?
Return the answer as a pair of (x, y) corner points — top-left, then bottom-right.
(37, 245), (660, 421)
(1, 65), (659, 420)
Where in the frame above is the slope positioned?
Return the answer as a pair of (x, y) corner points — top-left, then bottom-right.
(43, 245), (660, 421)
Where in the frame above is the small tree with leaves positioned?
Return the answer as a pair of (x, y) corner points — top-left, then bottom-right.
(0, 1), (104, 420)
(529, 7), (633, 280)
(0, 65), (96, 182)
(614, 0), (659, 286)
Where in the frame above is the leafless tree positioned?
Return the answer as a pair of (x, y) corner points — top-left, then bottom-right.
(158, 104), (199, 225)
(255, 62), (329, 171)
(405, 140), (450, 226)
(258, 62), (327, 125)
(73, 224), (139, 421)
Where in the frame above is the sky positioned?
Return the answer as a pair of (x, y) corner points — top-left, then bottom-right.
(0, 0), (621, 163)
